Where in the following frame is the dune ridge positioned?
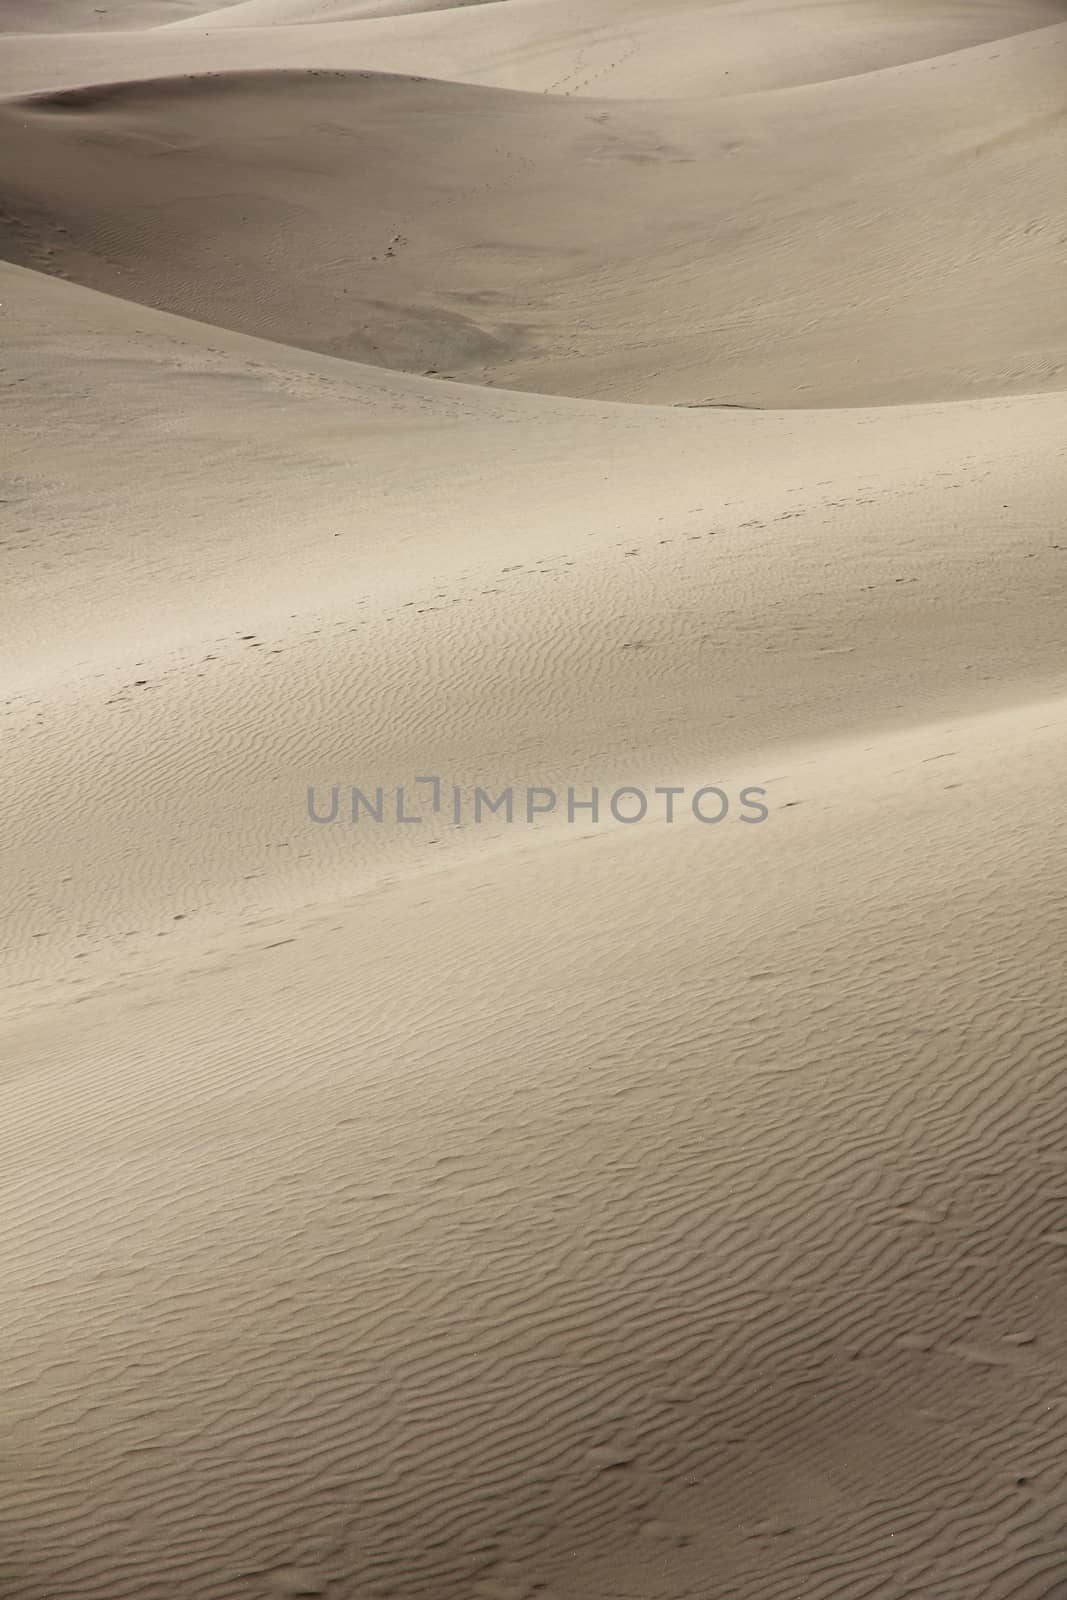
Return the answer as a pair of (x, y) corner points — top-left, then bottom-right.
(2, 2), (1066, 1598)
(3, 24), (1065, 403)
(5, 260), (1067, 1016)
(5, 0), (1066, 95)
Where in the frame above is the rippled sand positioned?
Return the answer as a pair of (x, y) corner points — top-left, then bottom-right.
(2, 3), (1066, 1596)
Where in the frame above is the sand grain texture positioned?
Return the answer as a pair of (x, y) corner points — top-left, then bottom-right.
(2, 2), (1067, 1599)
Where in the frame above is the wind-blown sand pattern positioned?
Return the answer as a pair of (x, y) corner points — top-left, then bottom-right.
(2, 3), (1066, 1598)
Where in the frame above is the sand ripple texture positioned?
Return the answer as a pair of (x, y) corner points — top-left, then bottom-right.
(2, 2), (1067, 1598)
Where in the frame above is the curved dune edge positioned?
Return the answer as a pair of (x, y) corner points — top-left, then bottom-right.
(4, 259), (1066, 1014)
(170, 0), (511, 29)
(0, 0), (502, 31)
(3, 1), (1067, 1597)
(2, 24), (1065, 405)
(0, 0), (247, 33)
(5, 0), (1067, 98)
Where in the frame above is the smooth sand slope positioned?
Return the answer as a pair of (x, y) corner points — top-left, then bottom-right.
(3, 266), (1067, 1600)
(175, 0), (510, 26)
(5, 258), (1067, 1006)
(3, 2), (1067, 1599)
(159, 0), (1067, 100)
(4, 0), (1067, 97)
(2, 23), (1066, 403)
(0, 0), (246, 31)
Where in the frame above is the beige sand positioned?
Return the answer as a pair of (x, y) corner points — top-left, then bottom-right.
(2, 3), (1066, 1598)
(3, 25), (1066, 403)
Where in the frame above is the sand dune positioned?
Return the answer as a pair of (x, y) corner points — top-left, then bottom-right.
(4, 259), (1067, 1008)
(0, 0), (245, 32)
(4, 686), (1067, 1600)
(4, 254), (1067, 1600)
(174, 0), (508, 28)
(3, 25), (1065, 403)
(5, 0), (1066, 97)
(159, 0), (1067, 101)
(2, 1), (1066, 1597)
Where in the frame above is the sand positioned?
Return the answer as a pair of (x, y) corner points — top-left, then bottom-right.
(2, 2), (1066, 1598)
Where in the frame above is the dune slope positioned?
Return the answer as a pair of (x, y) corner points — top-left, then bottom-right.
(4, 257), (1066, 1005)
(2, 3), (1066, 1599)
(3, 253), (1067, 1600)
(5, 0), (1066, 96)
(0, 0), (245, 32)
(2, 25), (1065, 404)
(4, 690), (1067, 1600)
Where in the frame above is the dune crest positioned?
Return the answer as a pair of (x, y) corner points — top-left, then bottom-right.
(2, 3), (1066, 1599)
(3, 27), (1065, 404)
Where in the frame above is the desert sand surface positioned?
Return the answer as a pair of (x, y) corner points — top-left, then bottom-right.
(2, 2), (1067, 1599)
(0, 0), (246, 31)
(2, 25), (1066, 401)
